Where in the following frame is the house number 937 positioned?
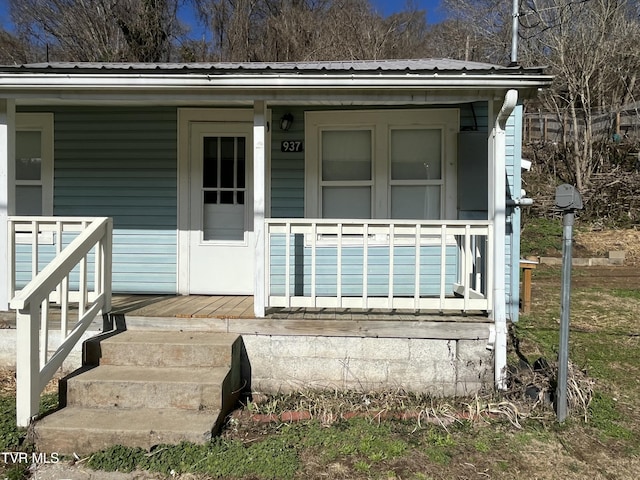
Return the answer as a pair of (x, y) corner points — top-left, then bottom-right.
(281, 141), (303, 152)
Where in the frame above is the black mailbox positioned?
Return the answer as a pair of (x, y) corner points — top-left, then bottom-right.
(555, 184), (583, 210)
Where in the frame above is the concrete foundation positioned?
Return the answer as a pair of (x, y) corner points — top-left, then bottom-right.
(1, 317), (495, 397)
(242, 335), (492, 396)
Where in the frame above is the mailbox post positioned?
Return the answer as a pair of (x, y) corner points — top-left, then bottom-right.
(555, 184), (583, 422)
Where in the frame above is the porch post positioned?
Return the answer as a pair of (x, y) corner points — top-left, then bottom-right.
(0, 99), (16, 310)
(253, 101), (267, 318)
(490, 90), (518, 390)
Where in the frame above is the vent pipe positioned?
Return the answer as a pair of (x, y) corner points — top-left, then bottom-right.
(511, 0), (519, 65)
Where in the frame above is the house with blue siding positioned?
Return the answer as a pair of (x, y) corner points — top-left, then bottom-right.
(0, 60), (551, 425)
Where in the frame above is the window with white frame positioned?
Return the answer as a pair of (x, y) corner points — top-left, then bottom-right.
(15, 113), (54, 216)
(305, 109), (458, 220)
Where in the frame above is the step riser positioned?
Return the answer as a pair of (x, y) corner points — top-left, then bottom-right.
(64, 379), (224, 410)
(34, 423), (214, 455)
(86, 342), (235, 368)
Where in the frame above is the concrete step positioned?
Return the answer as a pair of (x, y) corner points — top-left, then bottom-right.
(32, 407), (220, 455)
(84, 331), (241, 368)
(62, 365), (231, 411)
(33, 330), (245, 455)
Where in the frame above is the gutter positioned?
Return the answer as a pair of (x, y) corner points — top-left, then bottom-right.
(493, 89), (518, 390)
(0, 72), (554, 90)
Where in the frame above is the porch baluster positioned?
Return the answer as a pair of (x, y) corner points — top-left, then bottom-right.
(363, 222), (369, 310)
(311, 221), (317, 307)
(414, 223), (421, 311)
(285, 221), (291, 308)
(337, 223), (343, 307)
(440, 224), (447, 312)
(388, 224), (395, 308)
(463, 224), (472, 312)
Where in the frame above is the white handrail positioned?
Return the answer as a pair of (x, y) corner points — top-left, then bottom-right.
(10, 217), (112, 427)
(265, 219), (493, 312)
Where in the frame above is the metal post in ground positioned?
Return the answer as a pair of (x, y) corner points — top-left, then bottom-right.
(554, 184), (583, 423)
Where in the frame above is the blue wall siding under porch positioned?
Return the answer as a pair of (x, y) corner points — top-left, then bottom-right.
(268, 235), (459, 298)
(18, 106), (178, 294)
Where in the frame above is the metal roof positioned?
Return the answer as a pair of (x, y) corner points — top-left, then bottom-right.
(0, 58), (545, 75)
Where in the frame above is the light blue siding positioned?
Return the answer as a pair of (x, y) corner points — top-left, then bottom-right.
(269, 235), (459, 297)
(14, 232), (96, 290)
(270, 107), (306, 218)
(19, 106), (178, 294)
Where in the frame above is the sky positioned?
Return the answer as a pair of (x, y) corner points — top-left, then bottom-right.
(0, 0), (447, 34)
(370, 0), (446, 23)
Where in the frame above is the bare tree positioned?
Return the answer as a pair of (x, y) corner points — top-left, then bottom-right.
(519, 0), (640, 189)
(440, 0), (514, 64)
(193, 0), (430, 61)
(9, 0), (183, 62)
(0, 28), (35, 64)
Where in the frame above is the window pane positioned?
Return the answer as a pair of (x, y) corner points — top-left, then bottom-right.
(322, 130), (371, 181)
(16, 186), (42, 215)
(322, 186), (371, 219)
(391, 129), (441, 180)
(220, 191), (234, 204)
(16, 131), (42, 181)
(391, 186), (440, 219)
(204, 191), (217, 204)
(220, 137), (235, 188)
(237, 137), (246, 189)
(203, 137), (218, 188)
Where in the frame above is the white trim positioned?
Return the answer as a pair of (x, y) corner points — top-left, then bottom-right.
(0, 99), (16, 310)
(177, 108), (255, 294)
(305, 109), (458, 220)
(253, 101), (267, 317)
(0, 72), (553, 92)
(14, 113), (54, 219)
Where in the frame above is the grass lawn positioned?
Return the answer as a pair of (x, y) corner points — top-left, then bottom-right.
(2, 236), (640, 478)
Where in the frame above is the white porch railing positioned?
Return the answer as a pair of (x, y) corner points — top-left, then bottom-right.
(265, 219), (493, 312)
(9, 217), (113, 427)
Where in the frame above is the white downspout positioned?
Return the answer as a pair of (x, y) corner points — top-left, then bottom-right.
(0, 99), (16, 311)
(492, 89), (518, 390)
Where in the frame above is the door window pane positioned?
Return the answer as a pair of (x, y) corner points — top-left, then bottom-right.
(322, 186), (371, 219)
(16, 131), (42, 181)
(391, 129), (441, 180)
(322, 130), (371, 181)
(391, 186), (440, 220)
(203, 137), (218, 188)
(237, 137), (246, 188)
(220, 137), (235, 188)
(202, 135), (246, 241)
(16, 186), (43, 216)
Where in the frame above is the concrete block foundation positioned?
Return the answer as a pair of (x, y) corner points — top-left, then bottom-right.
(242, 334), (493, 396)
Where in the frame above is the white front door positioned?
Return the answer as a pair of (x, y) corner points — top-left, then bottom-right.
(188, 122), (254, 294)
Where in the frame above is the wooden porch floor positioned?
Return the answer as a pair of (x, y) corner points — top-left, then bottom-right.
(0, 294), (491, 340)
(110, 294), (488, 322)
(0, 295), (490, 325)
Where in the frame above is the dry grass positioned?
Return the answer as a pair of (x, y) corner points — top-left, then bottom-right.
(0, 367), (16, 396)
(242, 364), (594, 431)
(575, 227), (640, 265)
(0, 367), (62, 397)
